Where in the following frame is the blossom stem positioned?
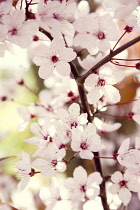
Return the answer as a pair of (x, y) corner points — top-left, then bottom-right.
(110, 60), (135, 68)
(65, 152), (79, 165)
(79, 35), (140, 82)
(71, 61), (110, 210)
(97, 111), (125, 118)
(23, 83), (39, 100)
(112, 31), (127, 51)
(112, 58), (140, 61)
(101, 99), (137, 109)
(94, 156), (115, 159)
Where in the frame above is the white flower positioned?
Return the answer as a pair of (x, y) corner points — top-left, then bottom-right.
(64, 166), (102, 202)
(36, 0), (76, 38)
(127, 99), (140, 125)
(39, 177), (62, 210)
(117, 137), (140, 175)
(71, 123), (102, 159)
(73, 14), (119, 54)
(85, 66), (125, 105)
(2, 10), (38, 48)
(33, 38), (76, 79)
(57, 103), (87, 129)
(103, 0), (139, 19)
(94, 117), (121, 134)
(24, 122), (55, 156)
(109, 170), (140, 206)
(32, 148), (66, 176)
(16, 151), (34, 190)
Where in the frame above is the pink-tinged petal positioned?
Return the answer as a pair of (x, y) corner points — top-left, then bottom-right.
(117, 138), (130, 155)
(85, 74), (99, 87)
(61, 20), (75, 37)
(87, 172), (103, 186)
(111, 171), (123, 183)
(86, 188), (100, 200)
(20, 175), (30, 191)
(73, 33), (96, 48)
(51, 38), (65, 54)
(109, 184), (119, 194)
(24, 137), (41, 146)
(135, 137), (140, 150)
(103, 85), (120, 104)
(133, 114), (140, 125)
(30, 123), (43, 138)
(73, 166), (87, 185)
(80, 150), (94, 160)
(82, 123), (96, 137)
(119, 188), (131, 206)
(132, 99), (140, 113)
(3, 10), (25, 29)
(56, 61), (70, 76)
(64, 177), (75, 189)
(127, 179), (140, 192)
(68, 103), (80, 119)
(87, 88), (103, 105)
(97, 39), (110, 51)
(39, 64), (54, 79)
(59, 48), (76, 62)
(57, 108), (69, 123)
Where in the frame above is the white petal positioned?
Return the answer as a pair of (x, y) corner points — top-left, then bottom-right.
(39, 64), (54, 79)
(73, 166), (87, 185)
(56, 61), (70, 76)
(80, 150), (94, 160)
(19, 175), (30, 191)
(111, 171), (123, 183)
(119, 188), (131, 206)
(68, 103), (80, 118)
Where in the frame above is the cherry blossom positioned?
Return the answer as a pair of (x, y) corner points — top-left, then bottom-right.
(16, 151), (35, 190)
(127, 99), (140, 125)
(117, 137), (140, 175)
(40, 177), (71, 210)
(71, 123), (102, 159)
(57, 103), (87, 129)
(73, 14), (119, 54)
(32, 148), (66, 176)
(24, 122), (55, 156)
(85, 65), (125, 105)
(2, 10), (38, 48)
(109, 170), (140, 206)
(33, 38), (76, 79)
(64, 166), (102, 203)
(78, 53), (103, 71)
(36, 0), (76, 38)
(54, 76), (79, 104)
(103, 0), (139, 19)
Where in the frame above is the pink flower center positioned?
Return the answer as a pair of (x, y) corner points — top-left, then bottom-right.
(127, 112), (135, 120)
(1, 96), (7, 101)
(59, 144), (66, 149)
(124, 25), (133, 33)
(97, 79), (106, 86)
(29, 168), (36, 177)
(70, 121), (78, 129)
(51, 55), (58, 63)
(97, 31), (105, 40)
(135, 62), (140, 70)
(67, 91), (74, 97)
(80, 142), (88, 150)
(119, 180), (127, 187)
(51, 160), (57, 167)
(8, 28), (18, 36)
(80, 185), (87, 192)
